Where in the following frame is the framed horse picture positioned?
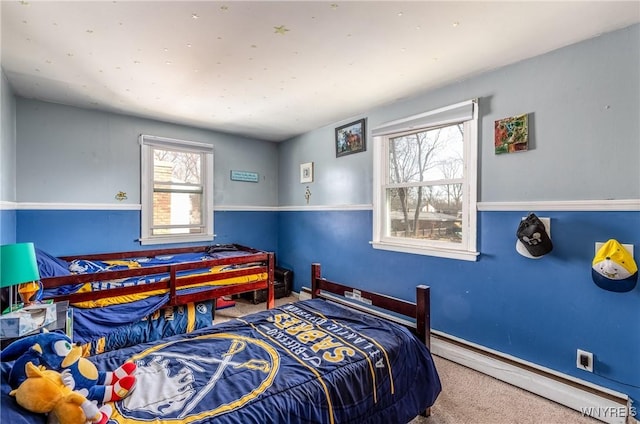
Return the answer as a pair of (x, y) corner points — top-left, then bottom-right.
(335, 118), (366, 157)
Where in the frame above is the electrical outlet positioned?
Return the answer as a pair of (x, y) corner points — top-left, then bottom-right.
(577, 349), (593, 372)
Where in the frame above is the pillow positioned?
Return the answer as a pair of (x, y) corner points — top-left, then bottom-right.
(35, 248), (70, 278)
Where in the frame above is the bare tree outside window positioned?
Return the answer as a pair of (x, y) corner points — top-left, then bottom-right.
(154, 149), (202, 184)
(386, 124), (464, 243)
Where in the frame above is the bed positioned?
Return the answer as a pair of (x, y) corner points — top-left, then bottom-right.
(1, 262), (441, 424)
(35, 244), (275, 353)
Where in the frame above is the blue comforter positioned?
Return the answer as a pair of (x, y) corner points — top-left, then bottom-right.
(2, 298), (441, 424)
(39, 249), (262, 346)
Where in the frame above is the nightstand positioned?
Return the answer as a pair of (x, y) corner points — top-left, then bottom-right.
(0, 301), (72, 348)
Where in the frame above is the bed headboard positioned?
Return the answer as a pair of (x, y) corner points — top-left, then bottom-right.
(310, 263), (431, 348)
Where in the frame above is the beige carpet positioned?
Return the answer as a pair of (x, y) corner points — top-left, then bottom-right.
(409, 355), (600, 424)
(215, 296), (601, 424)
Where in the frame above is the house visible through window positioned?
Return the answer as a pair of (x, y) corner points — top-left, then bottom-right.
(372, 99), (479, 261)
(140, 135), (214, 245)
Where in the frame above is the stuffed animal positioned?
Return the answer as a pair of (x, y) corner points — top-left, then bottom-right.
(10, 362), (113, 424)
(1, 330), (136, 403)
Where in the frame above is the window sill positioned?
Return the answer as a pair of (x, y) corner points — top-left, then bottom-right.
(140, 234), (215, 246)
(371, 240), (479, 261)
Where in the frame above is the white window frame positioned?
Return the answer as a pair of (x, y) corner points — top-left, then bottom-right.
(139, 134), (214, 245)
(371, 99), (479, 261)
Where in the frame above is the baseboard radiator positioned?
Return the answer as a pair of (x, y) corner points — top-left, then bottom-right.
(430, 330), (635, 424)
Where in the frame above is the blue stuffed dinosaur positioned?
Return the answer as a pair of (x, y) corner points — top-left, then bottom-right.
(1, 330), (136, 403)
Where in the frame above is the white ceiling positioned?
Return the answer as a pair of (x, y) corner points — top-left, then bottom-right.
(2, 1), (639, 142)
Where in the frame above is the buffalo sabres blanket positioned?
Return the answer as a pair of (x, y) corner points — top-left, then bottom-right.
(2, 299), (441, 424)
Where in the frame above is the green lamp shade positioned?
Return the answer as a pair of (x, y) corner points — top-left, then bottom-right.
(0, 242), (41, 288)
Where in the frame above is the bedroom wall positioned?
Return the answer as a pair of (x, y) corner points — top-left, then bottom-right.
(0, 70), (17, 244)
(277, 24), (640, 405)
(13, 100), (280, 255)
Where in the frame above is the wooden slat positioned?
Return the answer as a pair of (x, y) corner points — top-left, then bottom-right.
(172, 266), (267, 288)
(40, 265), (174, 288)
(47, 281), (170, 303)
(175, 280), (269, 305)
(59, 245), (210, 261)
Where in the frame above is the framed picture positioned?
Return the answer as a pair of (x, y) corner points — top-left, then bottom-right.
(494, 113), (529, 154)
(335, 118), (366, 157)
(300, 162), (314, 183)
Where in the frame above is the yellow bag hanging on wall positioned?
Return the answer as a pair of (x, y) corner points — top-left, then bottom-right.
(591, 239), (638, 292)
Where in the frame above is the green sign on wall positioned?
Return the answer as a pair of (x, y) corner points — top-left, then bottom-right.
(230, 170), (259, 183)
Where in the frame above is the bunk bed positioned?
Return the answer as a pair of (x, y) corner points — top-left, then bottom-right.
(35, 244), (275, 354)
(1, 262), (441, 424)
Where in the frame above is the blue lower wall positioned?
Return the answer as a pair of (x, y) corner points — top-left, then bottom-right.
(0, 209), (16, 245)
(9, 207), (640, 403)
(277, 209), (640, 404)
(16, 209), (278, 256)
(212, 211), (278, 253)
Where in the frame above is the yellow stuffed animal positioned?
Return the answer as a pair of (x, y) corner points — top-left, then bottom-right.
(10, 362), (112, 424)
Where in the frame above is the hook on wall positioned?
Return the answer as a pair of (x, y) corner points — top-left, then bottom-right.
(304, 186), (311, 204)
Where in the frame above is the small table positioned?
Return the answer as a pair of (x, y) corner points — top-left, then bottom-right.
(0, 301), (72, 348)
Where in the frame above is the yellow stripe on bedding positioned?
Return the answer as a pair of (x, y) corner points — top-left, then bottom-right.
(104, 260), (141, 268)
(187, 302), (196, 333)
(71, 288), (169, 308)
(80, 343), (92, 358)
(80, 337), (106, 357)
(70, 272), (268, 308)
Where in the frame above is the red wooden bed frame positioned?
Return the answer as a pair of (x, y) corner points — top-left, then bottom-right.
(40, 244), (275, 309)
(311, 262), (431, 347)
(311, 262), (433, 418)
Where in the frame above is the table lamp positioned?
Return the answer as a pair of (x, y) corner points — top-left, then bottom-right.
(0, 242), (41, 312)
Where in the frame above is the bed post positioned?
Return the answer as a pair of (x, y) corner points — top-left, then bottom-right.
(416, 284), (433, 418)
(169, 267), (178, 306)
(311, 263), (321, 298)
(267, 252), (275, 309)
(415, 285), (431, 349)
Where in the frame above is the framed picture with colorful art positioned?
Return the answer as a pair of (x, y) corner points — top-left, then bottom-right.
(494, 113), (529, 154)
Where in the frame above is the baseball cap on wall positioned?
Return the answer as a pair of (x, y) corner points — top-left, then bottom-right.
(515, 213), (553, 259)
(592, 239), (638, 292)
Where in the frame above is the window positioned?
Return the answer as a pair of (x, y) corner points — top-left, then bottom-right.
(372, 99), (479, 261)
(140, 135), (214, 245)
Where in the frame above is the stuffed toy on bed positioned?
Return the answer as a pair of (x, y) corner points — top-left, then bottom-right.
(1, 329), (137, 404)
(10, 362), (112, 424)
